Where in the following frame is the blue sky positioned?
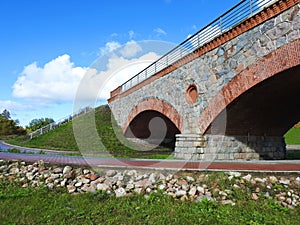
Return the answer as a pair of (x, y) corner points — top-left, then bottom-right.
(0, 0), (241, 126)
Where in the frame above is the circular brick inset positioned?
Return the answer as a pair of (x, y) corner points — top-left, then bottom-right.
(186, 84), (198, 104)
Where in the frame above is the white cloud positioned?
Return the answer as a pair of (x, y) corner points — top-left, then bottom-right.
(154, 28), (167, 36)
(13, 54), (87, 103)
(99, 41), (121, 56)
(75, 51), (161, 103)
(12, 41), (160, 108)
(0, 100), (31, 112)
(128, 30), (135, 39)
(119, 40), (142, 58)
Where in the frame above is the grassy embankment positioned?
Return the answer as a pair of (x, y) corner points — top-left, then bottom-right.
(5, 104), (300, 159)
(0, 173), (299, 225)
(7, 105), (172, 159)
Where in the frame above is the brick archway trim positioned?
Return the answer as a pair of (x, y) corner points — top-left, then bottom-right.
(199, 39), (300, 134)
(124, 98), (182, 133)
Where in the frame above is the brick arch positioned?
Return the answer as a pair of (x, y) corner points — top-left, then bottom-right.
(124, 98), (182, 133)
(199, 39), (300, 134)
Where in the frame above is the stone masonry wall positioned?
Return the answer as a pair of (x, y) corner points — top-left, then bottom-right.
(109, 3), (300, 135)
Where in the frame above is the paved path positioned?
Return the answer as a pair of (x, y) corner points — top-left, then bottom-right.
(1, 152), (299, 172)
(1, 140), (299, 172)
(0, 140), (78, 155)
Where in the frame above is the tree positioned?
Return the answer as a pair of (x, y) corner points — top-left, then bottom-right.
(26, 117), (55, 132)
(1, 109), (11, 119)
(0, 110), (26, 136)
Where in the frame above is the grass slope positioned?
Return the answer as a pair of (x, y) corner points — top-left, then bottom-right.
(7, 105), (172, 158)
(285, 128), (300, 145)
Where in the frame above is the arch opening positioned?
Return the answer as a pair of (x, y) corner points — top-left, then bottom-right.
(205, 65), (300, 136)
(204, 65), (300, 160)
(124, 110), (181, 148)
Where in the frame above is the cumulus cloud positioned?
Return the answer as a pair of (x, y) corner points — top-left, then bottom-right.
(99, 41), (122, 56)
(154, 28), (167, 36)
(12, 42), (160, 107)
(75, 51), (161, 102)
(13, 54), (87, 103)
(119, 40), (142, 58)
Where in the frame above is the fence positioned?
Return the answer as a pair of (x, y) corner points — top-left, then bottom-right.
(120, 0), (277, 92)
(28, 107), (92, 139)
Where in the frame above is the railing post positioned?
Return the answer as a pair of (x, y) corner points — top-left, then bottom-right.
(250, 0), (253, 16)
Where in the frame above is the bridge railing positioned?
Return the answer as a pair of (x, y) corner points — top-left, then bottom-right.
(119, 0), (277, 93)
(28, 107), (92, 139)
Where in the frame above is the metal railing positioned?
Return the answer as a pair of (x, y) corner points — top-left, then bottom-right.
(28, 107), (92, 139)
(120, 0), (277, 92)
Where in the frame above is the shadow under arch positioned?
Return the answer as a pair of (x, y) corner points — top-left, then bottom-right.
(124, 98), (182, 148)
(124, 110), (181, 148)
(205, 65), (300, 137)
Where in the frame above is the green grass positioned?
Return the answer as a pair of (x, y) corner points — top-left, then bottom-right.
(0, 178), (299, 225)
(285, 128), (300, 145)
(7, 105), (173, 159)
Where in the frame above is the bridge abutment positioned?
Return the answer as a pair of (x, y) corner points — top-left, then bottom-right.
(174, 134), (286, 161)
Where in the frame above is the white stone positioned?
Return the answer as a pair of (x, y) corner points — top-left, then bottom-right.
(149, 173), (156, 184)
(126, 183), (135, 190)
(158, 184), (166, 190)
(242, 174), (252, 182)
(115, 188), (126, 197)
(197, 186), (205, 194)
(83, 169), (90, 175)
(60, 179), (67, 187)
(186, 176), (195, 183)
(75, 182), (83, 187)
(175, 190), (187, 197)
(97, 183), (110, 191)
(9, 167), (19, 174)
(67, 185), (76, 193)
(227, 171), (241, 177)
(189, 187), (197, 196)
(53, 167), (63, 173)
(279, 178), (290, 185)
(106, 170), (117, 177)
(63, 166), (72, 175)
(269, 176), (278, 184)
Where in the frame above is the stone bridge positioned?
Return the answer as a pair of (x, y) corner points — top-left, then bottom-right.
(108, 0), (300, 160)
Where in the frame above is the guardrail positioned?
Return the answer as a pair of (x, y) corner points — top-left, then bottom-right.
(120, 0), (277, 93)
(28, 107), (92, 139)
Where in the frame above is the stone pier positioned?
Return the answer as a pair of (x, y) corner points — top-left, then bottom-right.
(175, 134), (286, 161)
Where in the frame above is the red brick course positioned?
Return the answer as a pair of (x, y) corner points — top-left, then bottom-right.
(199, 39), (300, 133)
(124, 98), (183, 133)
